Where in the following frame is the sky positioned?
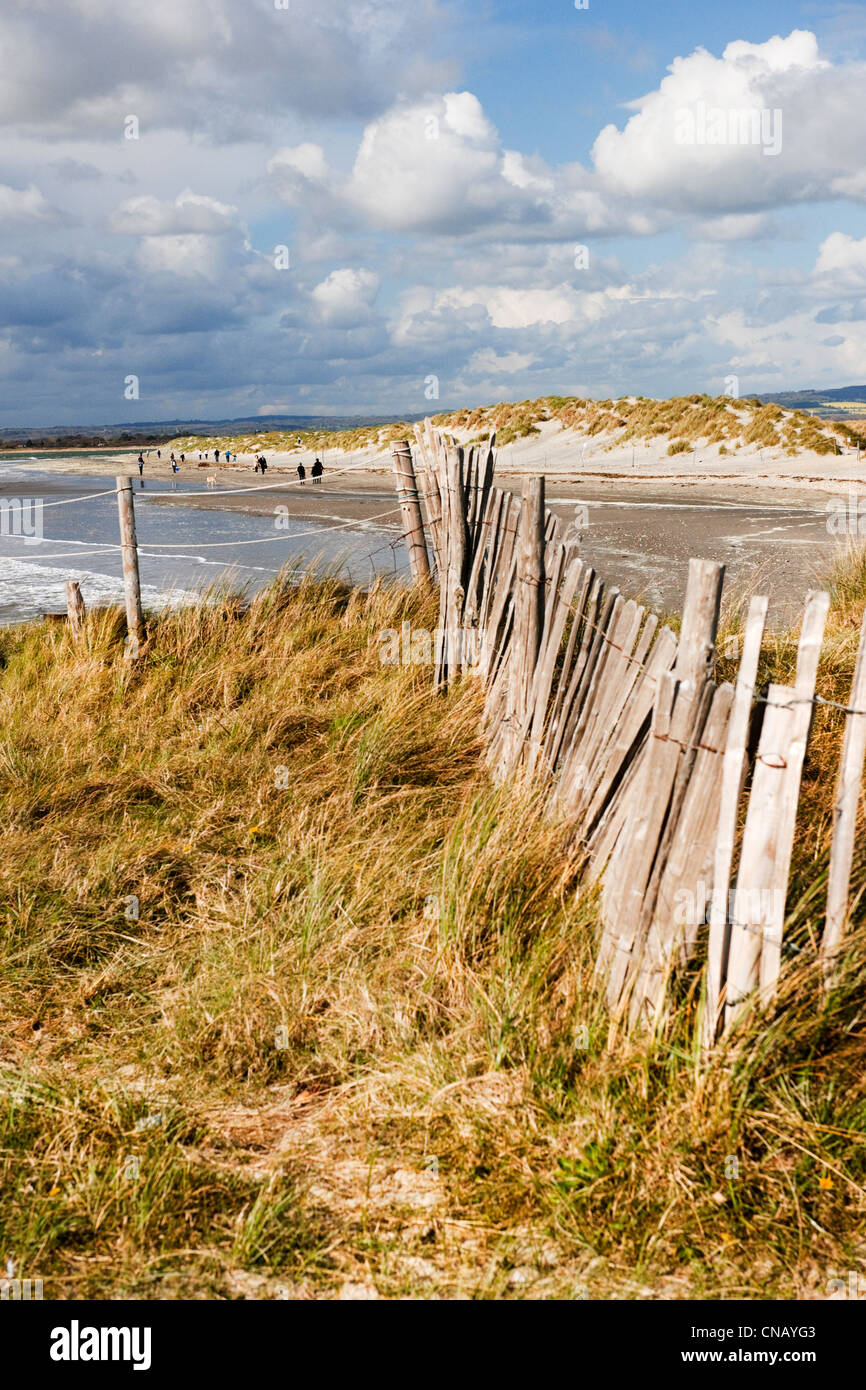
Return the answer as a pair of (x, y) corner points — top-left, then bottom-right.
(1, 0), (865, 425)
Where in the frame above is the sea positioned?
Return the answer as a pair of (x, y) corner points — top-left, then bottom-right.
(0, 453), (408, 626)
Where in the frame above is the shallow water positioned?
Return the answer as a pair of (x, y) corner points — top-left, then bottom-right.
(0, 459), (407, 625)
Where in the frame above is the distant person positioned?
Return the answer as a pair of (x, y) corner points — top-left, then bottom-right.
(171, 458), (179, 474)
(137, 453), (144, 474)
(214, 449), (220, 463)
(312, 457), (323, 483)
(260, 456), (268, 473)
(253, 457), (260, 474)
(156, 448), (161, 459)
(297, 462), (306, 484)
(180, 453), (185, 463)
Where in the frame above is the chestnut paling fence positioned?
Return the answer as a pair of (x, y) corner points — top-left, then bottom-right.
(392, 421), (866, 1042)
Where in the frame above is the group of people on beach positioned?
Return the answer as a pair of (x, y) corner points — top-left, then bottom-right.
(133, 448), (325, 486)
(297, 457), (324, 484)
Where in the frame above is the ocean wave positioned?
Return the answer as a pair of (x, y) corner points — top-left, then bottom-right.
(0, 555), (197, 625)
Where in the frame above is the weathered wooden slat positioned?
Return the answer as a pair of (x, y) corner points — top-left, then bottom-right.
(757, 590), (829, 1000)
(66, 580), (86, 641)
(822, 608), (866, 982)
(703, 595), (768, 1045)
(391, 440), (431, 584)
(503, 479), (545, 769)
(559, 599), (646, 818)
(597, 561), (725, 1009)
(631, 681), (734, 1029)
(598, 668), (679, 991)
(524, 550), (583, 777)
(542, 566), (596, 770)
(723, 684), (794, 1030)
(580, 622), (677, 842)
(553, 585), (619, 770)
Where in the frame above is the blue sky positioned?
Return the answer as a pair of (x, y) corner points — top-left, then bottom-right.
(0, 0), (865, 424)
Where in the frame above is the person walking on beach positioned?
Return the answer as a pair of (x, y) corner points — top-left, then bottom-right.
(137, 453), (144, 475)
(297, 462), (306, 484)
(260, 456), (268, 473)
(214, 449), (220, 463)
(312, 457), (323, 483)
(170, 452), (177, 469)
(157, 449), (161, 460)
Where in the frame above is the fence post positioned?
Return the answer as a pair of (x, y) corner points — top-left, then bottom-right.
(505, 476), (545, 766)
(116, 476), (144, 652)
(822, 608), (866, 982)
(391, 440), (431, 584)
(703, 594), (768, 1046)
(65, 580), (86, 642)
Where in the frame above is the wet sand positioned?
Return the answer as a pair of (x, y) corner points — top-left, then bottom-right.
(0, 451), (853, 620)
(145, 471), (839, 618)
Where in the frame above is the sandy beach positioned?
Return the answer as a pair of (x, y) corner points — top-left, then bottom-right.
(0, 444), (856, 619)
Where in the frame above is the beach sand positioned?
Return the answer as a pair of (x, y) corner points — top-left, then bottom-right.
(2, 425), (861, 615)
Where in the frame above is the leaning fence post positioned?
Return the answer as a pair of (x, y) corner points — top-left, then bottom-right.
(822, 608), (866, 983)
(65, 580), (86, 642)
(704, 594), (768, 1046)
(391, 440), (431, 584)
(505, 476), (545, 767)
(116, 476), (144, 653)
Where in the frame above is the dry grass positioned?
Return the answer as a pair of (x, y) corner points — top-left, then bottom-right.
(165, 394), (858, 463)
(1, 560), (866, 1299)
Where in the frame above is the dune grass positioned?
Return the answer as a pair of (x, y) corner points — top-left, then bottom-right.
(167, 395), (863, 464)
(1, 561), (865, 1300)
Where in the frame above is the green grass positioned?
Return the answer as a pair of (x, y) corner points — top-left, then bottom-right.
(1, 561), (865, 1298)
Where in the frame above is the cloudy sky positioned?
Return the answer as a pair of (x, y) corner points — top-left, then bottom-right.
(1, 0), (865, 425)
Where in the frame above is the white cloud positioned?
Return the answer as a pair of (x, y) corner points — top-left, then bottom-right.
(311, 268), (381, 327)
(467, 348), (536, 376)
(813, 232), (866, 290)
(0, 0), (453, 138)
(591, 29), (866, 215)
(109, 189), (241, 237)
(0, 182), (55, 223)
(272, 91), (654, 241)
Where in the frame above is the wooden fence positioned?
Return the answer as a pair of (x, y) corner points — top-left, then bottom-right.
(395, 422), (866, 1042)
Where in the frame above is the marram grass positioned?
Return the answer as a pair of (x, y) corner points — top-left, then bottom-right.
(1, 561), (865, 1299)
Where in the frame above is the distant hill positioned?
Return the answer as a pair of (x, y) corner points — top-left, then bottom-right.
(758, 386), (866, 418)
(0, 413), (425, 451)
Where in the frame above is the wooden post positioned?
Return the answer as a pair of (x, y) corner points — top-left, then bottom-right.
(704, 595), (768, 1045)
(505, 477), (544, 767)
(674, 558), (725, 692)
(822, 609), (866, 981)
(116, 476), (143, 652)
(725, 591), (829, 1030)
(444, 444), (469, 681)
(65, 580), (86, 641)
(391, 440), (431, 584)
